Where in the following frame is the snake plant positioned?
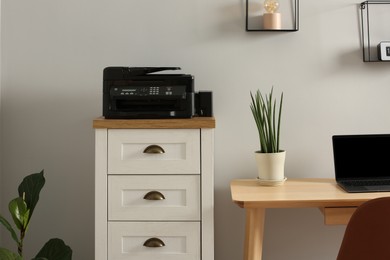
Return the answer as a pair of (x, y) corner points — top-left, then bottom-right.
(250, 87), (283, 153)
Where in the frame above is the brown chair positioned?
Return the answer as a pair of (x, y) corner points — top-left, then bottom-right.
(337, 197), (390, 260)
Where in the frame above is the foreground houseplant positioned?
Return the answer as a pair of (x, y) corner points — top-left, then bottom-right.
(0, 170), (72, 260)
(250, 88), (286, 184)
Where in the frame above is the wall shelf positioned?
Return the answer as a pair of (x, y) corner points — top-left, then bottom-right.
(360, 1), (390, 62)
(245, 0), (299, 32)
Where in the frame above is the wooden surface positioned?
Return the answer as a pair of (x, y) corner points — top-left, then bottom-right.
(231, 178), (390, 209)
(93, 116), (216, 129)
(320, 207), (357, 225)
(231, 178), (390, 260)
(244, 208), (265, 260)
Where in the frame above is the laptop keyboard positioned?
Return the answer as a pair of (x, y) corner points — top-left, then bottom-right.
(343, 179), (390, 186)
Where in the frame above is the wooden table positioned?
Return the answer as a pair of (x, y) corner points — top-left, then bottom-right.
(230, 178), (390, 260)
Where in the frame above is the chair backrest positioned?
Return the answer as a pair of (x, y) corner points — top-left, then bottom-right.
(337, 197), (390, 260)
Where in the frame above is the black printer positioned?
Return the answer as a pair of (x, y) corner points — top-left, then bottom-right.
(103, 67), (212, 119)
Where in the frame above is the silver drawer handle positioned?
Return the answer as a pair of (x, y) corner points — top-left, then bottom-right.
(143, 237), (165, 247)
(143, 191), (166, 200)
(143, 145), (165, 154)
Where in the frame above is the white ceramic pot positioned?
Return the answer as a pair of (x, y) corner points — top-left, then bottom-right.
(255, 151), (286, 181)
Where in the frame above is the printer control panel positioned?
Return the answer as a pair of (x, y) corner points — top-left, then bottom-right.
(111, 86), (186, 97)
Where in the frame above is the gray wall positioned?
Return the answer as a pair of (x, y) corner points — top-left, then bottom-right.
(1, 0), (390, 259)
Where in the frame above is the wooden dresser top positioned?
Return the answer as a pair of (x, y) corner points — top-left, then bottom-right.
(93, 117), (216, 129)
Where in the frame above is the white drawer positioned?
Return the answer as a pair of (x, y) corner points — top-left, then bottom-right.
(108, 175), (200, 221)
(108, 222), (200, 260)
(107, 129), (200, 175)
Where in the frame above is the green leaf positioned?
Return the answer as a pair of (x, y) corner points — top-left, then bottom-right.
(8, 197), (29, 231)
(33, 238), (72, 260)
(0, 215), (20, 245)
(250, 88), (283, 153)
(18, 170), (45, 222)
(0, 248), (22, 260)
(277, 92), (283, 152)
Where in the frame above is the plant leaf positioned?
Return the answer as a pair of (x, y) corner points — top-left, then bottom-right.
(0, 248), (23, 260)
(277, 92), (283, 151)
(0, 215), (20, 245)
(33, 238), (72, 260)
(250, 88), (283, 153)
(251, 90), (268, 152)
(8, 197), (29, 231)
(18, 170), (45, 222)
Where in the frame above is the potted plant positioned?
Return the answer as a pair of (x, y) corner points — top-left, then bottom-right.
(0, 170), (72, 260)
(250, 87), (286, 185)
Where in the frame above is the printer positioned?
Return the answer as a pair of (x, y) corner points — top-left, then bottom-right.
(103, 67), (212, 119)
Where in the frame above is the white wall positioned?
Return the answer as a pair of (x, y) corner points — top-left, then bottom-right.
(2, 0), (390, 259)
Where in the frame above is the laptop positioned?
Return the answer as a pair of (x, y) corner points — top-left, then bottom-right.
(332, 134), (390, 193)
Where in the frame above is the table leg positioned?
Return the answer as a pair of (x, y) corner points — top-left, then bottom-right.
(244, 208), (265, 260)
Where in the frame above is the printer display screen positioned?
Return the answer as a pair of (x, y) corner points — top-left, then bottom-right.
(110, 85), (186, 97)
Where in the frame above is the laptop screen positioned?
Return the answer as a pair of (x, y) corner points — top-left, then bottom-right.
(332, 134), (390, 180)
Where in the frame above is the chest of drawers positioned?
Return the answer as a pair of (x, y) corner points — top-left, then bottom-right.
(93, 117), (215, 260)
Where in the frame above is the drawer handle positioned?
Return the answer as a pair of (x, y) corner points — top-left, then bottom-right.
(143, 191), (166, 200)
(143, 145), (165, 154)
(143, 237), (166, 248)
